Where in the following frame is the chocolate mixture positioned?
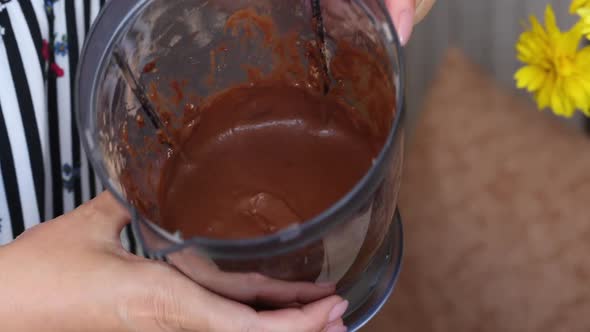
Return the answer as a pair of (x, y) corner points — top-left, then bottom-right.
(158, 83), (382, 239)
(120, 8), (397, 241)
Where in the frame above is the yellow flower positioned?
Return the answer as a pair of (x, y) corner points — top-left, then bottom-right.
(570, 0), (590, 13)
(578, 7), (590, 39)
(515, 5), (590, 118)
(571, 0), (590, 39)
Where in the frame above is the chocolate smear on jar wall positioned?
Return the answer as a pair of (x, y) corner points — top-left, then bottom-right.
(117, 7), (396, 261)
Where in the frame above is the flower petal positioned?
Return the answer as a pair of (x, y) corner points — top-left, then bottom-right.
(536, 76), (554, 110)
(544, 5), (560, 37)
(565, 78), (589, 111)
(570, 0), (590, 14)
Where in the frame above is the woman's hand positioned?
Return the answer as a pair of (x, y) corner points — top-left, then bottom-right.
(0, 192), (348, 332)
(386, 0), (437, 45)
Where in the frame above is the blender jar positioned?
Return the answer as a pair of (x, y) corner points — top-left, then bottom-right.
(77, 0), (405, 329)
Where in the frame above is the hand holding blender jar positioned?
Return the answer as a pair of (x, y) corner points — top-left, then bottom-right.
(67, 0), (435, 331)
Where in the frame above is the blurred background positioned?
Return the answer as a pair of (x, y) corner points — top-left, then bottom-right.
(404, 0), (583, 138)
(361, 0), (590, 331)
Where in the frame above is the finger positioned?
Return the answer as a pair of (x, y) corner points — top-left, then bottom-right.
(251, 277), (335, 307)
(139, 268), (255, 332)
(191, 269), (335, 306)
(323, 319), (347, 332)
(386, 0), (416, 45)
(152, 267), (348, 332)
(168, 251), (335, 305)
(256, 296), (348, 332)
(194, 294), (347, 332)
(415, 0), (437, 24)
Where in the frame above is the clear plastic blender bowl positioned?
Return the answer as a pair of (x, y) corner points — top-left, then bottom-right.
(77, 0), (405, 329)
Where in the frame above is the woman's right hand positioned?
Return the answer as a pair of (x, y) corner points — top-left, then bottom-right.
(0, 192), (348, 332)
(386, 0), (438, 44)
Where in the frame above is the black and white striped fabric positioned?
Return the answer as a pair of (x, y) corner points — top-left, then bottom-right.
(0, 0), (137, 253)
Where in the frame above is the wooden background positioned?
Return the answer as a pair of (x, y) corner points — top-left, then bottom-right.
(360, 47), (590, 332)
(404, 0), (582, 136)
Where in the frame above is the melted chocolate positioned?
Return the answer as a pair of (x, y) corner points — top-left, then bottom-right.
(111, 6), (397, 287)
(158, 83), (381, 239)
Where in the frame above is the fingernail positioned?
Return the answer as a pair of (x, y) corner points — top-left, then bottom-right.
(397, 9), (414, 45)
(328, 300), (349, 323)
(326, 324), (348, 332)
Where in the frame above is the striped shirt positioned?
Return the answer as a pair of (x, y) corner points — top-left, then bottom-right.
(0, 0), (137, 253)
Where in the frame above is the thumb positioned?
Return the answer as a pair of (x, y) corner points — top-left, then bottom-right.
(71, 191), (131, 242)
(385, 0), (416, 45)
(386, 0), (438, 45)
